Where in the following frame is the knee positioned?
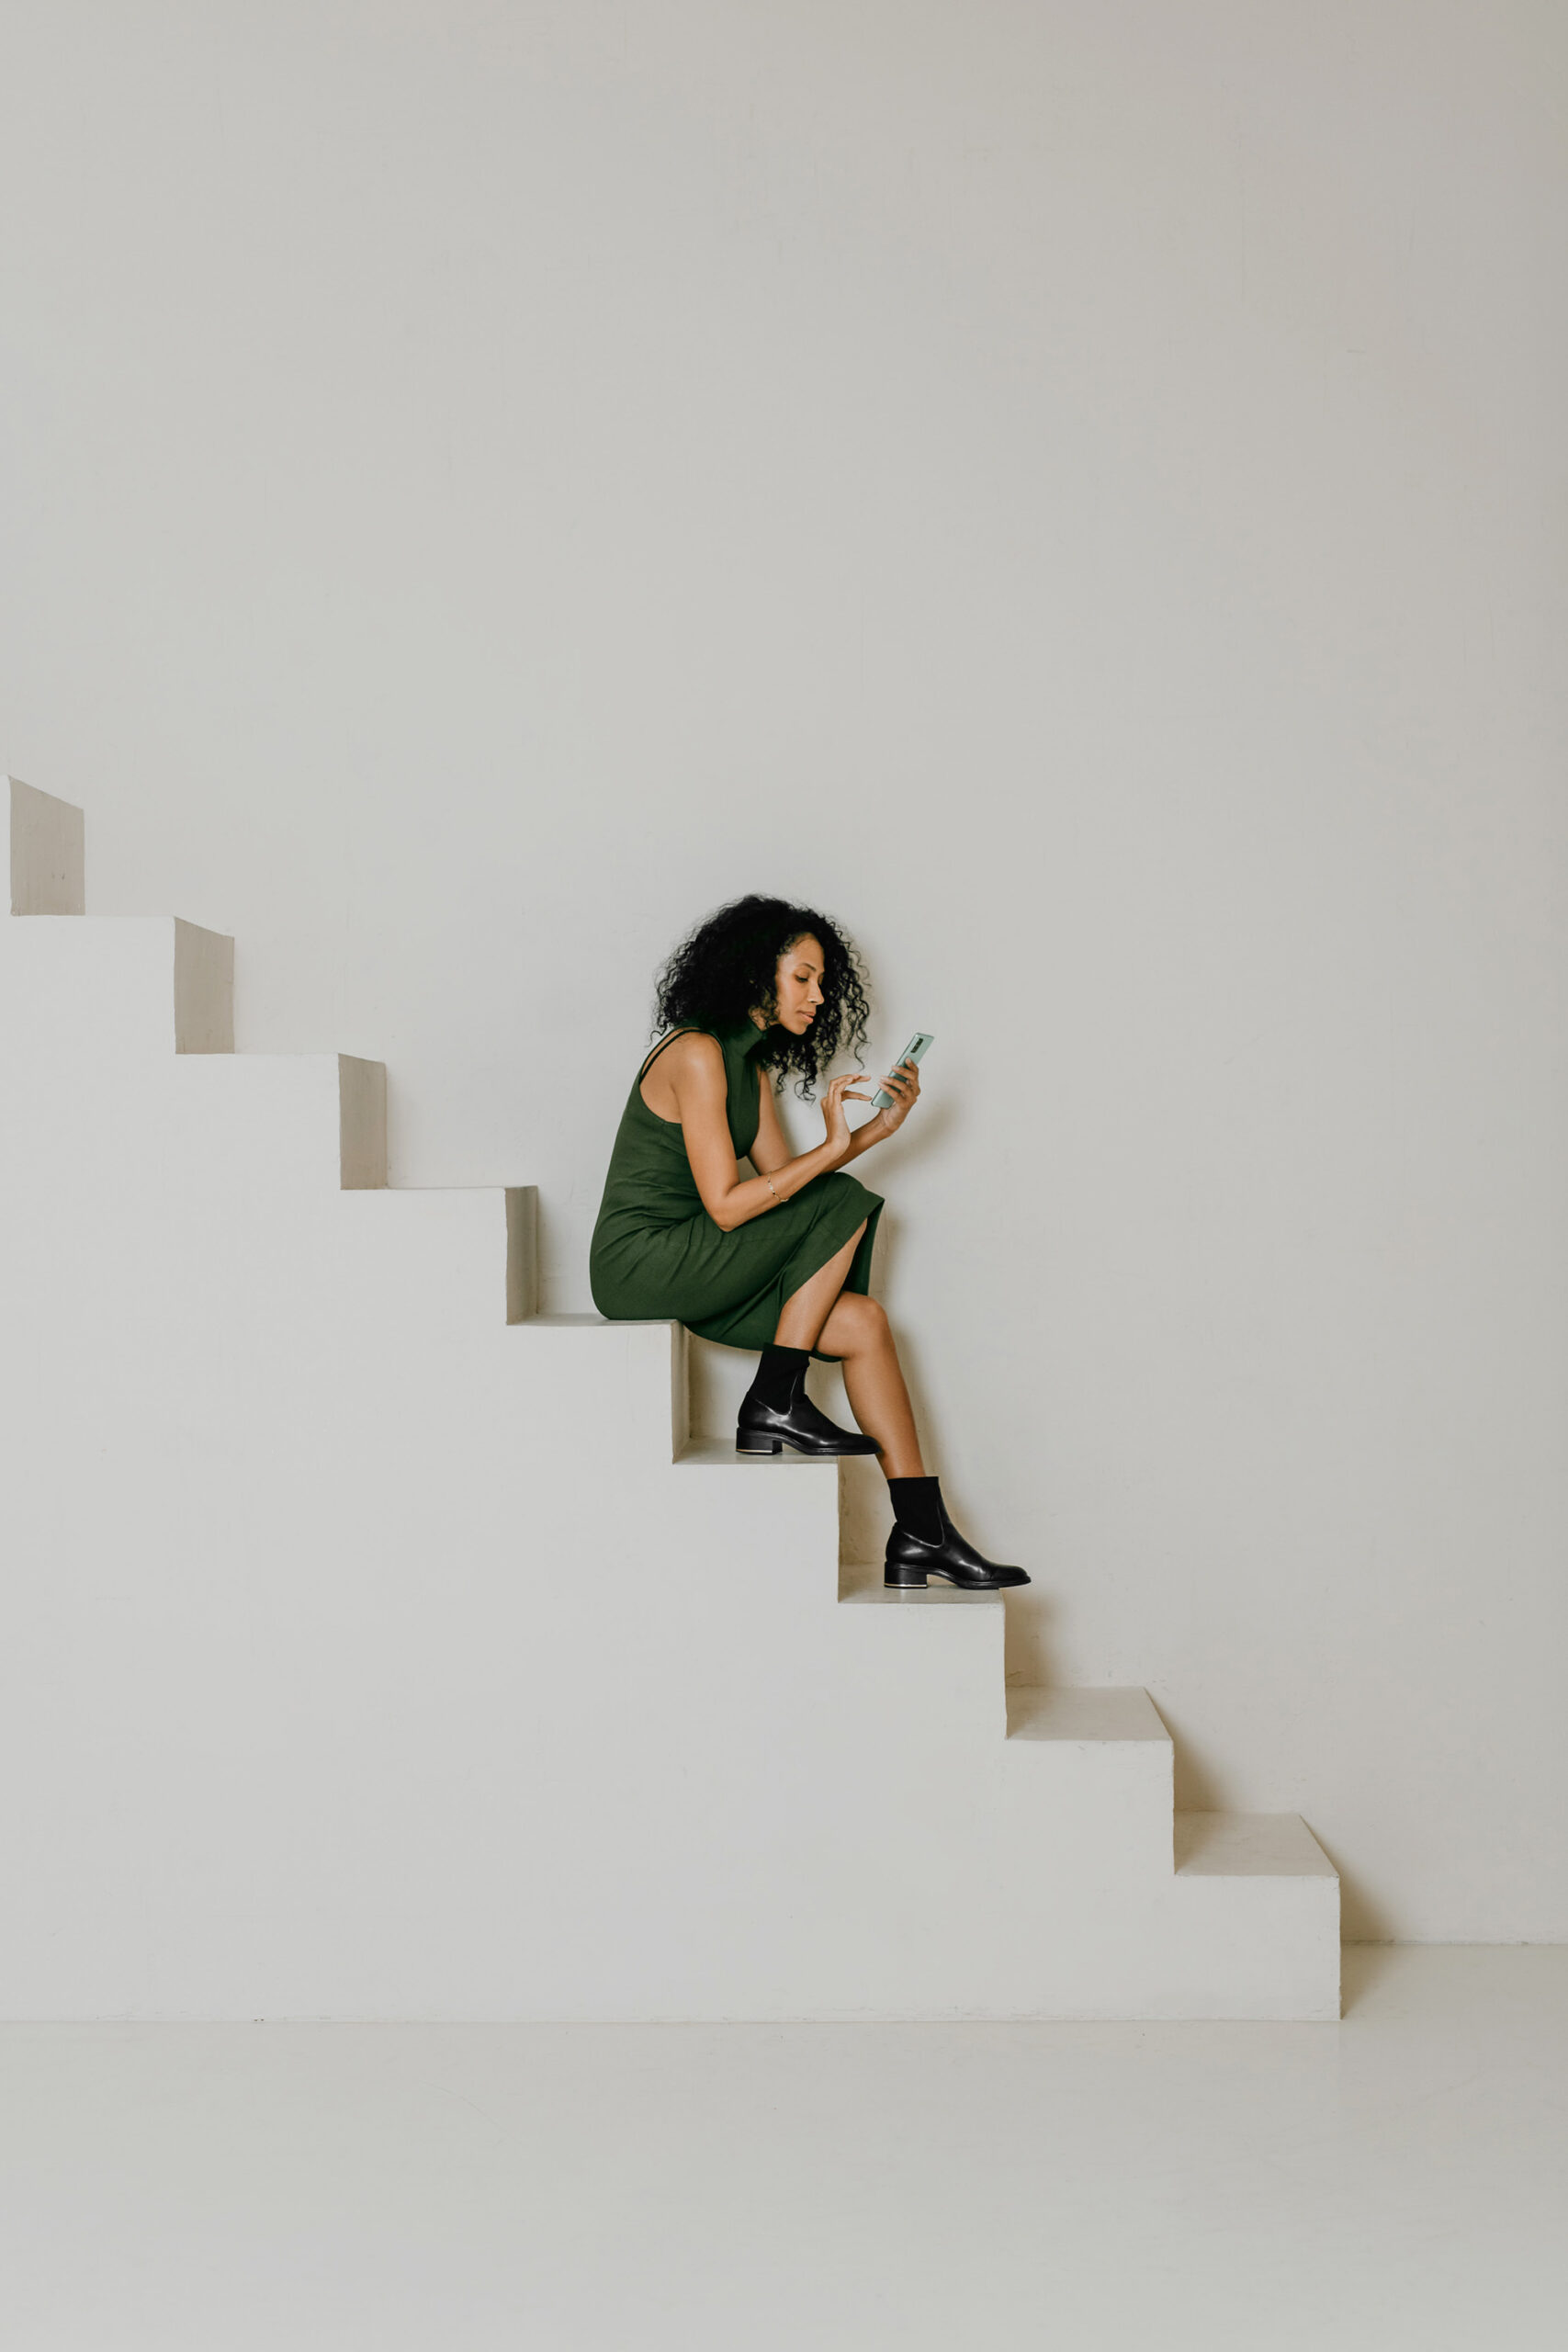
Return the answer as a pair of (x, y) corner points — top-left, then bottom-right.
(837, 1293), (889, 1351)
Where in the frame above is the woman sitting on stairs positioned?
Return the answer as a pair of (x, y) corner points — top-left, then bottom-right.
(589, 894), (1028, 1591)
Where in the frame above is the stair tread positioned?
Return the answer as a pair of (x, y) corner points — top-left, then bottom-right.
(1007, 1686), (1171, 1743)
(1174, 1812), (1337, 1880)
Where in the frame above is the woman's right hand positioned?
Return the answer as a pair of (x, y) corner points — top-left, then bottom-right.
(820, 1071), (874, 1159)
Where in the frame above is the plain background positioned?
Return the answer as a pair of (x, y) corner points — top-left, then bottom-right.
(2, 0), (1564, 1943)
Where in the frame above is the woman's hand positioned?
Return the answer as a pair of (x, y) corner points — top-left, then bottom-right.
(871, 1057), (922, 1136)
(820, 1070), (875, 1159)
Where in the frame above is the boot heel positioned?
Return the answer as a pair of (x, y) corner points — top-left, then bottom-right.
(884, 1562), (930, 1588)
(736, 1431), (784, 1455)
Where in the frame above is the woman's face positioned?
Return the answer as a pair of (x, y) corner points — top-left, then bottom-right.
(765, 933), (826, 1035)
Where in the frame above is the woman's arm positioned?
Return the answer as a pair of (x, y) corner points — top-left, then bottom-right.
(662, 1035), (865, 1232)
(835, 1113), (890, 1166)
(747, 1073), (793, 1176)
(750, 1053), (921, 1176)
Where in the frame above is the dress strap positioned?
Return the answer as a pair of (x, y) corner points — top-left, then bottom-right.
(635, 1026), (705, 1087)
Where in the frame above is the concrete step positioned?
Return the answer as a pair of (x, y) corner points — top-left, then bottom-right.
(998, 1683), (1175, 1877)
(0, 910), (233, 1063)
(1175, 1810), (1337, 1879)
(1006, 1685), (1169, 1742)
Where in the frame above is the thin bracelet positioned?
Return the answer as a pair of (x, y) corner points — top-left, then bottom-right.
(763, 1174), (783, 1204)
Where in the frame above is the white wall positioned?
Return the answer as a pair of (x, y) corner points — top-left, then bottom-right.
(2, 0), (1563, 1943)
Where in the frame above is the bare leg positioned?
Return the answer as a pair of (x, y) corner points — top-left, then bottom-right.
(815, 1292), (925, 1479)
(773, 1219), (867, 1351)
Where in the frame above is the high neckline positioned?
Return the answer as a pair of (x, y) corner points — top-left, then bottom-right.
(715, 1014), (775, 1062)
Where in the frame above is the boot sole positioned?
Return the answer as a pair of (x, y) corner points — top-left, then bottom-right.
(885, 1564), (1032, 1590)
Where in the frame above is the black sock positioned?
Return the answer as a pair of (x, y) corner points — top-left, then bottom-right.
(888, 1475), (943, 1546)
(748, 1342), (809, 1410)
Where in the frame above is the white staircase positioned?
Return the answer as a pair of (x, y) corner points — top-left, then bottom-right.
(0, 778), (1338, 2018)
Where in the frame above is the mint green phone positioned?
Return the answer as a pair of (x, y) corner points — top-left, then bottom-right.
(872, 1032), (934, 1111)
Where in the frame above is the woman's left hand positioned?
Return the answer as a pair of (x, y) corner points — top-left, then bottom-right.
(874, 1057), (922, 1135)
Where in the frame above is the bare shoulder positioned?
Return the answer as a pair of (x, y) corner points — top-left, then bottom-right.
(662, 1031), (724, 1080)
(639, 1028), (726, 1119)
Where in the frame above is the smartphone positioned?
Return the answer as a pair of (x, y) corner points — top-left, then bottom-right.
(872, 1032), (935, 1111)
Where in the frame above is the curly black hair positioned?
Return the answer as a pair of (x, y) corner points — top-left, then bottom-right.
(652, 893), (872, 1100)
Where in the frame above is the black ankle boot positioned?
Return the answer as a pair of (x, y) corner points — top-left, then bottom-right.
(737, 1346), (879, 1458)
(885, 1476), (1030, 1589)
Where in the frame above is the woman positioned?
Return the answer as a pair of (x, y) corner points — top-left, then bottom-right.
(590, 895), (1028, 1590)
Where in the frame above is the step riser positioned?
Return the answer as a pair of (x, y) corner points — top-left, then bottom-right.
(1003, 1747), (1175, 1879)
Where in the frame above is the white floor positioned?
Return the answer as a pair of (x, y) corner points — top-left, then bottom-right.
(1, 1948), (1563, 2351)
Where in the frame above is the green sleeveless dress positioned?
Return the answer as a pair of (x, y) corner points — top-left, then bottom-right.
(589, 1015), (885, 1362)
